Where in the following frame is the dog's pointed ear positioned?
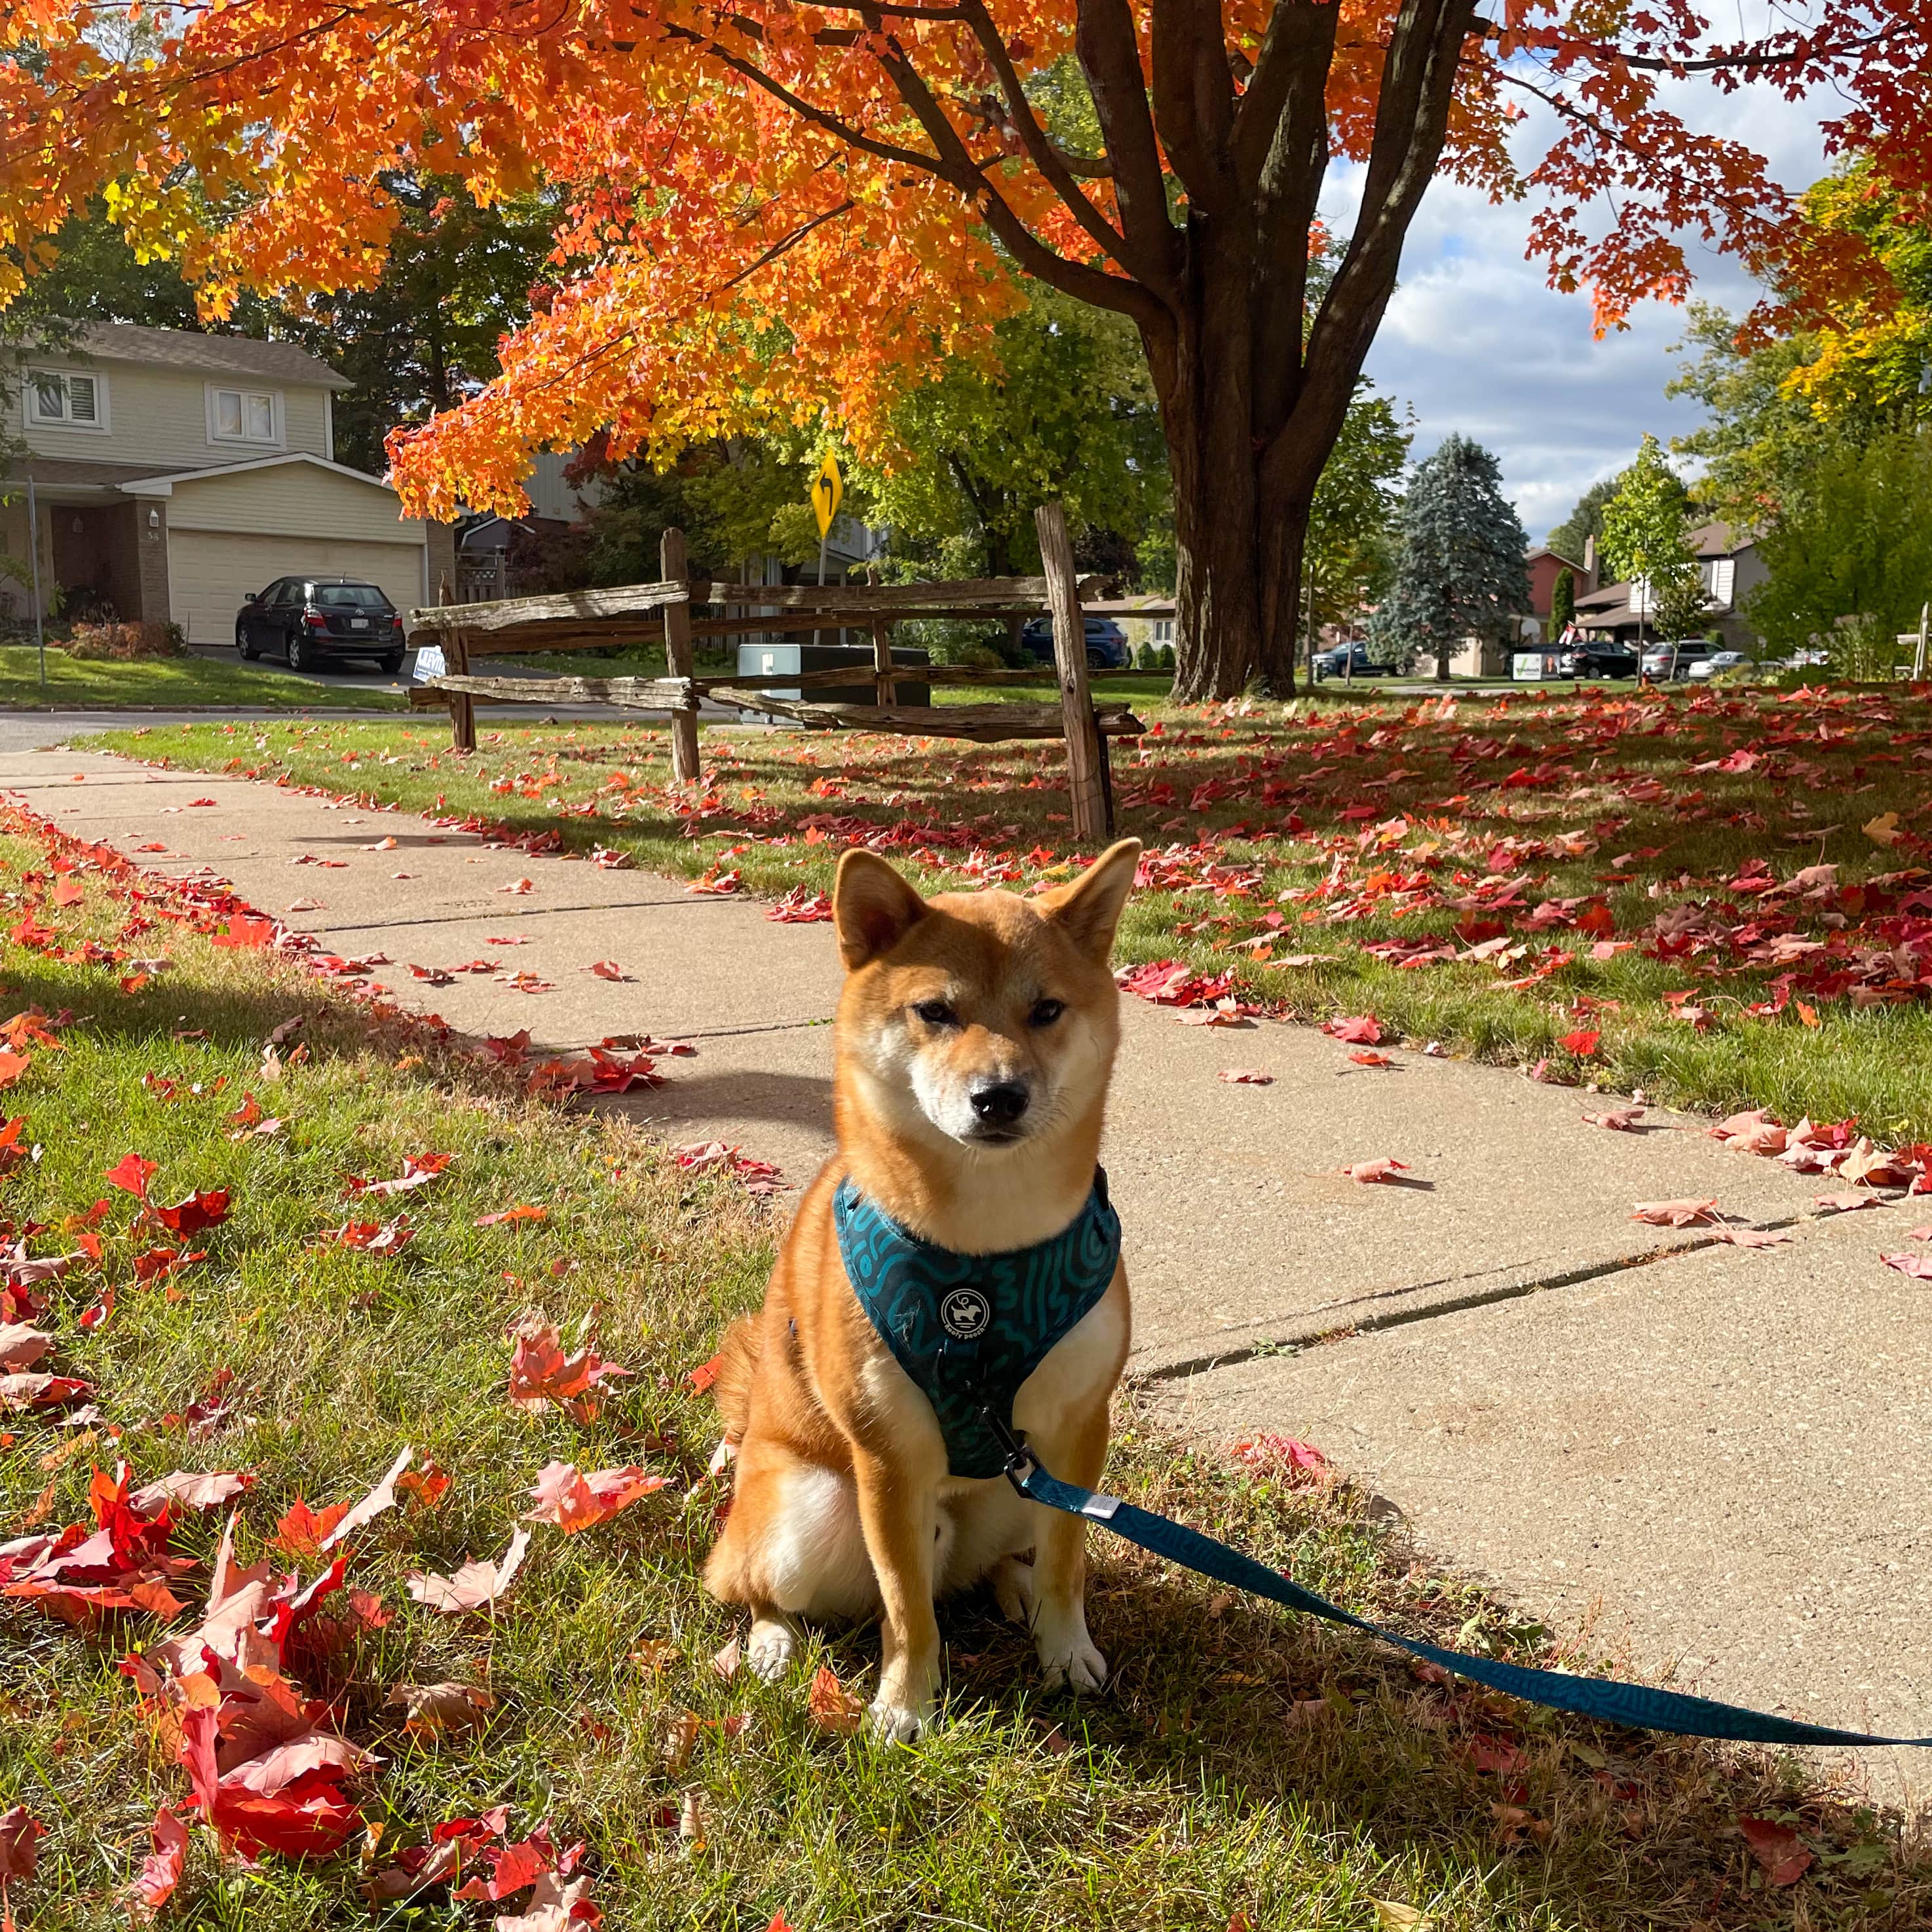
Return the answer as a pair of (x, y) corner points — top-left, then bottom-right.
(1040, 838), (1141, 964)
(833, 848), (928, 970)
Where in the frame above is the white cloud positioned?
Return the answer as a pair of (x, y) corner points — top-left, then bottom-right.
(1322, 27), (1833, 543)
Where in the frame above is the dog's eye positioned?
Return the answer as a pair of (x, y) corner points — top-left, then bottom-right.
(913, 1000), (958, 1027)
(1029, 998), (1065, 1028)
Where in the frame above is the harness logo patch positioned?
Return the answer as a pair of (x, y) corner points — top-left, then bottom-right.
(939, 1287), (991, 1340)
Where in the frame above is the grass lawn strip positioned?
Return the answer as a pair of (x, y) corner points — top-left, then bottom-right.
(0, 644), (405, 712)
(90, 681), (1932, 1139)
(0, 805), (1922, 1927)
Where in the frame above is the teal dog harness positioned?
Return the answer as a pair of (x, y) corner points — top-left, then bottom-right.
(833, 1169), (1122, 1479)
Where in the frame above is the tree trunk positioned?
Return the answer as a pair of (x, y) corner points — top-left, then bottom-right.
(1156, 289), (1323, 705)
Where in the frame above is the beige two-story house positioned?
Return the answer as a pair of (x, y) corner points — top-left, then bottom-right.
(2, 323), (449, 645)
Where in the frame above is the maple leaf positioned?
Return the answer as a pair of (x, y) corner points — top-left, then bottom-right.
(1557, 1028), (1600, 1056)
(130, 1469), (254, 1511)
(587, 960), (626, 980)
(0, 1806), (45, 1884)
(499, 877), (536, 895)
(347, 1152), (453, 1198)
(476, 1203), (548, 1228)
(1630, 1198), (1720, 1227)
(1340, 1157), (1409, 1184)
(1217, 1068), (1274, 1084)
(1707, 1226), (1794, 1247)
(1349, 1051), (1397, 1068)
(1813, 1190), (1882, 1213)
(522, 1460), (669, 1532)
(317, 1445), (414, 1551)
(269, 1496), (350, 1557)
(152, 1188), (231, 1234)
(105, 1152), (159, 1200)
(127, 1806), (188, 1921)
(0, 1050), (30, 1089)
(1738, 1816), (1814, 1887)
(0, 1323), (52, 1372)
(767, 888), (834, 922)
(1583, 1105), (1645, 1131)
(386, 1680), (498, 1740)
(1323, 1014), (1382, 1044)
(406, 1528), (533, 1614)
(807, 1664), (867, 1735)
(1879, 1251), (1932, 1281)
(506, 1315), (632, 1422)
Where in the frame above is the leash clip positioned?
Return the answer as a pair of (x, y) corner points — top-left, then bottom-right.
(982, 1407), (1035, 1492)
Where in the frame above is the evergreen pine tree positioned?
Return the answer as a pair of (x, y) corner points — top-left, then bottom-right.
(1371, 434), (1530, 679)
(1549, 566), (1576, 633)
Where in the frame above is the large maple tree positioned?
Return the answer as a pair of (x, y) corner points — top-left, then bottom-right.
(1, 2), (1925, 698)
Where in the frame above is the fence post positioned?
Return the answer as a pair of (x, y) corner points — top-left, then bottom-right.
(871, 620), (896, 707)
(660, 526), (700, 784)
(1034, 500), (1107, 844)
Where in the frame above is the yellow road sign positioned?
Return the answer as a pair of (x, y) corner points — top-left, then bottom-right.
(811, 452), (843, 538)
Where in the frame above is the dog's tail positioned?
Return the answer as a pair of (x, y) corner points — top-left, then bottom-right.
(709, 1314), (763, 1444)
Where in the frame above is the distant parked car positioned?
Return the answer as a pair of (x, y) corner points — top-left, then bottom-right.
(237, 577), (406, 673)
(1569, 643), (1641, 679)
(1687, 650), (1754, 682)
(1640, 639), (1715, 681)
(1021, 615), (1131, 671)
(1312, 641), (1395, 680)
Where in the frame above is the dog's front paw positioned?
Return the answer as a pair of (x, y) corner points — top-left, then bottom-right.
(868, 1695), (933, 1743)
(990, 1554), (1036, 1627)
(746, 1616), (799, 1682)
(1038, 1631), (1108, 1694)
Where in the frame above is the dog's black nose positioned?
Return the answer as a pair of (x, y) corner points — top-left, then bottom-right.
(969, 1082), (1030, 1126)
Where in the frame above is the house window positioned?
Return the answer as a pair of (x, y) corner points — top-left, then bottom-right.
(1705, 557), (1735, 605)
(207, 384), (282, 446)
(24, 368), (107, 431)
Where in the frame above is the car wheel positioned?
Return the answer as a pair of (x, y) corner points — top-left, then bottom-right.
(377, 650), (404, 675)
(236, 623), (259, 661)
(286, 630), (313, 674)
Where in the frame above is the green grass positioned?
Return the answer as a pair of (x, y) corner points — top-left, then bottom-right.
(0, 643), (406, 711)
(1, 805), (1923, 1928)
(89, 680), (1932, 1138)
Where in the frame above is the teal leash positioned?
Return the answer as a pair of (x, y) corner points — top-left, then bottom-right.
(989, 1418), (1930, 1749)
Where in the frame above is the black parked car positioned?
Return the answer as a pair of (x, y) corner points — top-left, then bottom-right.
(1312, 641), (1394, 680)
(1020, 615), (1132, 671)
(1568, 643), (1641, 679)
(236, 577), (406, 674)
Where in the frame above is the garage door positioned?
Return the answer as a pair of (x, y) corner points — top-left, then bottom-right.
(168, 531), (426, 647)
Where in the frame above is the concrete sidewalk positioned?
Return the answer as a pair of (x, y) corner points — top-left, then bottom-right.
(8, 738), (1928, 1811)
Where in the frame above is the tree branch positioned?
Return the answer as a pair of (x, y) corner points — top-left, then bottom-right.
(1285, 0), (1479, 495)
(1075, 0), (1183, 288)
(952, 0), (1139, 275)
(1149, 0), (1239, 216)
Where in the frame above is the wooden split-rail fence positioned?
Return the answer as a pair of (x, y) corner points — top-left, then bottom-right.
(404, 502), (1142, 842)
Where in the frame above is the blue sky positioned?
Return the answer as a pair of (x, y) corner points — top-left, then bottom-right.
(1324, 40), (1834, 544)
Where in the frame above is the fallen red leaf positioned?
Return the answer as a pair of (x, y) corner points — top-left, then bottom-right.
(1323, 1014), (1382, 1044)
(105, 1152), (159, 1200)
(128, 1806), (188, 1920)
(1879, 1251), (1932, 1281)
(588, 960), (625, 980)
(406, 1528), (532, 1614)
(1348, 1051), (1396, 1068)
(807, 1664), (867, 1735)
(505, 1315), (632, 1422)
(152, 1188), (231, 1235)
(0, 1051), (30, 1089)
(523, 1460), (670, 1533)
(1218, 1068), (1274, 1084)
(1340, 1157), (1409, 1184)
(1630, 1198), (1720, 1227)
(1557, 1028), (1600, 1056)
(476, 1203), (547, 1228)
(1738, 1816), (1814, 1887)
(0, 1806), (46, 1883)
(1582, 1106), (1645, 1131)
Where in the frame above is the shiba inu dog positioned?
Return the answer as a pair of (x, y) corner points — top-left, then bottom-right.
(704, 837), (1141, 1739)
